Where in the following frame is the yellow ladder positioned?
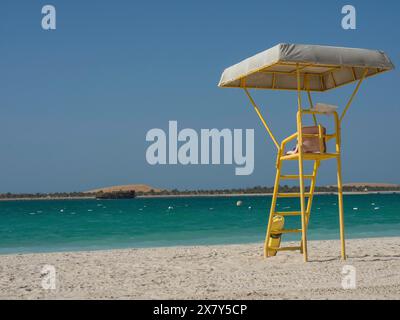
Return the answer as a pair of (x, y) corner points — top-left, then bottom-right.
(264, 157), (320, 261)
(263, 111), (346, 262)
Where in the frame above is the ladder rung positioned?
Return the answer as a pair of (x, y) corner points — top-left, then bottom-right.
(274, 211), (302, 216)
(271, 229), (302, 234)
(277, 193), (311, 198)
(268, 246), (302, 252)
(280, 175), (314, 180)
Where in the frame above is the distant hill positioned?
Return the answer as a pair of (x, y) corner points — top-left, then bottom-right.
(86, 184), (162, 194)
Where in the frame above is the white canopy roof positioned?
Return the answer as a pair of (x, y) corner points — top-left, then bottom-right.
(218, 43), (394, 91)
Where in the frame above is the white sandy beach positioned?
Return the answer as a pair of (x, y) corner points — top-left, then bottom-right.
(0, 237), (399, 299)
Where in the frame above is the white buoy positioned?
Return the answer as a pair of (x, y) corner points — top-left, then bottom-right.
(236, 200), (243, 207)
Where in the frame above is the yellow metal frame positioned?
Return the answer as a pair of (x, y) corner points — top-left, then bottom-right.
(242, 65), (367, 262)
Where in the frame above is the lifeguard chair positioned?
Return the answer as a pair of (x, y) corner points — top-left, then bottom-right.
(218, 44), (394, 262)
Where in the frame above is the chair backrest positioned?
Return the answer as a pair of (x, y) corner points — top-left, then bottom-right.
(302, 125), (326, 153)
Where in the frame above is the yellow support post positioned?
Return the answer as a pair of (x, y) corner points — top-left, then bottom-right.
(264, 149), (282, 258)
(300, 159), (319, 253)
(296, 65), (308, 262)
(334, 112), (346, 260)
(340, 69), (368, 123)
(318, 125), (324, 153)
(307, 91), (318, 126)
(243, 88), (280, 150)
(297, 112), (308, 262)
(305, 160), (320, 225)
(337, 158), (346, 260)
(297, 66), (302, 112)
(306, 75), (317, 126)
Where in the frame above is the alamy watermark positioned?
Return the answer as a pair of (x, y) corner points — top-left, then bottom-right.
(146, 121), (255, 175)
(341, 5), (356, 30)
(341, 265), (356, 289)
(41, 264), (56, 290)
(41, 5), (56, 30)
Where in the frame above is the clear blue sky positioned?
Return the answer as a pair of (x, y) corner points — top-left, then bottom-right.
(0, 0), (398, 193)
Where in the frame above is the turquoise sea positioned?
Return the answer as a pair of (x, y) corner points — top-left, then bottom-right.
(1, 194), (400, 254)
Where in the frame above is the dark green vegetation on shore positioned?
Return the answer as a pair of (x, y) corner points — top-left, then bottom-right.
(1, 184), (400, 200)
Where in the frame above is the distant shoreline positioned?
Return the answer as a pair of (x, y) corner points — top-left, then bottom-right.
(136, 191), (400, 198)
(1, 191), (400, 201)
(0, 196), (95, 202)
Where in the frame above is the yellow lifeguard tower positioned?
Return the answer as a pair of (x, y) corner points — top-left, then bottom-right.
(218, 44), (394, 262)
